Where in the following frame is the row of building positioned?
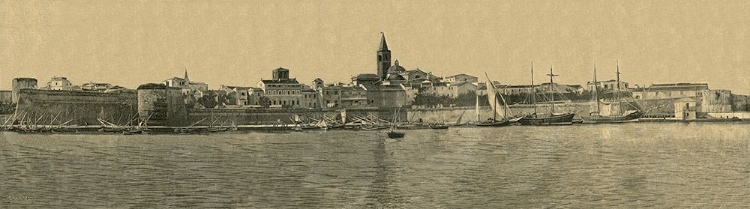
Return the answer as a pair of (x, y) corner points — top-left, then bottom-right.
(5, 33), (748, 119)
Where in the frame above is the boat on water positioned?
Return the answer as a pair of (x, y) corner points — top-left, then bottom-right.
(583, 60), (643, 123)
(387, 131), (405, 138)
(476, 72), (515, 127)
(428, 123), (450, 129)
(387, 108), (405, 138)
(476, 119), (511, 127)
(518, 64), (576, 126)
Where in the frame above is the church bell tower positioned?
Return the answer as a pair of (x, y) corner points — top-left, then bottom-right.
(377, 32), (392, 81)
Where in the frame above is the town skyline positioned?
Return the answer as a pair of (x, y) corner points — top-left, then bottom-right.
(2, 1), (749, 94)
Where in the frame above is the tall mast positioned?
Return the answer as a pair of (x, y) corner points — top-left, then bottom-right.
(616, 60), (622, 114)
(547, 66), (558, 113)
(475, 92), (480, 122)
(593, 60), (600, 114)
(531, 62), (537, 113)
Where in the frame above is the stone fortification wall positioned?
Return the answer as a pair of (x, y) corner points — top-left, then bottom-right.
(13, 89), (137, 126)
(186, 107), (408, 126)
(408, 102), (592, 124)
(732, 94), (750, 112)
(700, 90), (732, 113)
(137, 84), (187, 126)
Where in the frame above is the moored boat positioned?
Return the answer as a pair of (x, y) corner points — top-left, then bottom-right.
(518, 64), (575, 126)
(387, 108), (405, 138)
(582, 60), (643, 124)
(475, 72), (512, 127)
(428, 123), (449, 129)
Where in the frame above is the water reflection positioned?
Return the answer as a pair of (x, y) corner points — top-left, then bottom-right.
(1, 123), (750, 207)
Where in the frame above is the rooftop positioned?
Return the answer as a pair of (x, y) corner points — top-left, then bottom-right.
(261, 78), (299, 84)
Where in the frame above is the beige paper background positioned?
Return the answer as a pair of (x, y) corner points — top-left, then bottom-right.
(1, 0), (749, 94)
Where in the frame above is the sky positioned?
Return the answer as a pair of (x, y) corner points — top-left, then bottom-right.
(1, 0), (749, 94)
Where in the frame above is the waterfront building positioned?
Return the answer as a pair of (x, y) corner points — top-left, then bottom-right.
(46, 76), (73, 91)
(0, 90), (11, 104)
(81, 82), (113, 92)
(401, 68), (440, 85)
(163, 70), (209, 104)
(137, 83), (187, 126)
(699, 89), (733, 113)
(257, 67), (310, 108)
(500, 84), (537, 96)
(732, 94), (750, 112)
(444, 74), (478, 84)
(301, 88), (320, 109)
(12, 78), (38, 104)
(675, 98), (697, 121)
(588, 79), (629, 92)
(631, 83), (709, 100)
(320, 84), (367, 108)
(422, 82), (477, 98)
(247, 88), (265, 107)
(362, 84), (408, 108)
(539, 83), (584, 94)
(221, 85), (252, 106)
(164, 71), (208, 92)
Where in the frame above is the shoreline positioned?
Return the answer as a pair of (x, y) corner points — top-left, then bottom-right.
(2, 118), (749, 135)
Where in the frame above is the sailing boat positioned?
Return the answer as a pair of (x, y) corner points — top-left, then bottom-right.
(451, 110), (466, 127)
(387, 108), (405, 138)
(583, 60), (643, 123)
(518, 64), (575, 125)
(476, 72), (512, 127)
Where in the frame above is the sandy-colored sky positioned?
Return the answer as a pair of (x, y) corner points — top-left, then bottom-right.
(1, 0), (749, 94)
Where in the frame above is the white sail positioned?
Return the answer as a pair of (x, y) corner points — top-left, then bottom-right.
(485, 79), (505, 119)
(456, 110), (465, 125)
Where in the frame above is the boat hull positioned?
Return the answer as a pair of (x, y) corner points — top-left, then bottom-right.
(475, 120), (511, 127)
(428, 124), (450, 129)
(387, 131), (405, 138)
(518, 113), (575, 126)
(583, 111), (642, 124)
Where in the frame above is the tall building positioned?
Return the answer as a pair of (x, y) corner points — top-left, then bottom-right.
(258, 67), (318, 108)
(377, 32), (392, 81)
(47, 76), (72, 91)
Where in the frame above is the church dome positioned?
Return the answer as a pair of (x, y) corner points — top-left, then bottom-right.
(385, 73), (406, 81)
(387, 60), (406, 74)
